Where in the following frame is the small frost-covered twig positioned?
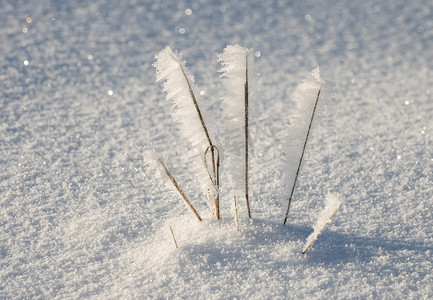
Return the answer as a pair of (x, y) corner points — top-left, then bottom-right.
(302, 193), (342, 254)
(219, 44), (254, 218)
(144, 152), (202, 221)
(154, 46), (220, 219)
(283, 67), (322, 225)
(169, 226), (179, 249)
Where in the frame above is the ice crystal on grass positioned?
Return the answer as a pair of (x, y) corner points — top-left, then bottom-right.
(283, 67), (323, 223)
(302, 193), (343, 254)
(154, 47), (219, 214)
(218, 44), (254, 218)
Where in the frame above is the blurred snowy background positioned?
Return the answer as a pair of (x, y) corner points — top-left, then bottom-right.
(1, 0), (432, 298)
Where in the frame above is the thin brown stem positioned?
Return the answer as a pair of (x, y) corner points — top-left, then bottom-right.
(178, 62), (220, 219)
(178, 63), (214, 154)
(245, 54), (251, 219)
(169, 226), (179, 249)
(234, 196), (240, 231)
(284, 88), (321, 225)
(159, 159), (202, 222)
(205, 145), (220, 219)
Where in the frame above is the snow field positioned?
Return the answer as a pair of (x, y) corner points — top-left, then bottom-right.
(1, 0), (432, 298)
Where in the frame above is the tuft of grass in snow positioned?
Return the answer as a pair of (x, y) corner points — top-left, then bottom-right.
(152, 45), (340, 255)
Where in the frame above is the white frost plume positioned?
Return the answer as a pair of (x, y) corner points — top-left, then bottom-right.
(143, 150), (171, 185)
(302, 193), (343, 254)
(154, 46), (217, 198)
(218, 44), (254, 200)
(283, 67), (322, 201)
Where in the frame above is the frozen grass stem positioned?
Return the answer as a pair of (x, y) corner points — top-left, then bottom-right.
(302, 199), (342, 254)
(244, 54), (251, 218)
(155, 47), (220, 219)
(159, 159), (202, 222)
(170, 226), (179, 249)
(283, 88), (321, 225)
(177, 58), (220, 219)
(234, 196), (240, 232)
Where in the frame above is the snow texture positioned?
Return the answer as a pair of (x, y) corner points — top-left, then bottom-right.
(303, 193), (343, 253)
(1, 0), (433, 298)
(218, 44), (254, 199)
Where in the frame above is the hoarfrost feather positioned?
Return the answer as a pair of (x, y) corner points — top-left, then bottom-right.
(143, 150), (170, 186)
(283, 67), (323, 199)
(302, 193), (343, 253)
(154, 46), (217, 198)
(218, 44), (254, 198)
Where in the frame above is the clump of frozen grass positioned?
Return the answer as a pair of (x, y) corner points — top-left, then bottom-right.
(154, 47), (220, 219)
(150, 45), (342, 253)
(302, 193), (343, 254)
(218, 44), (254, 218)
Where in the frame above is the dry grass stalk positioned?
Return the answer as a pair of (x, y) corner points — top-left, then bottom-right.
(234, 196), (240, 231)
(169, 226), (179, 249)
(204, 145), (220, 219)
(159, 159), (202, 222)
(178, 63), (221, 219)
(244, 54), (251, 219)
(283, 88), (322, 225)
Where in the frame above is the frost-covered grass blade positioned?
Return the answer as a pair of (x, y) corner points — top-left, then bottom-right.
(302, 193), (342, 254)
(234, 196), (240, 232)
(158, 158), (203, 222)
(219, 44), (254, 218)
(283, 68), (322, 225)
(144, 152), (203, 221)
(154, 46), (220, 219)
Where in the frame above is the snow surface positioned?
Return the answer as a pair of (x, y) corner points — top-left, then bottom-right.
(1, 0), (433, 298)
